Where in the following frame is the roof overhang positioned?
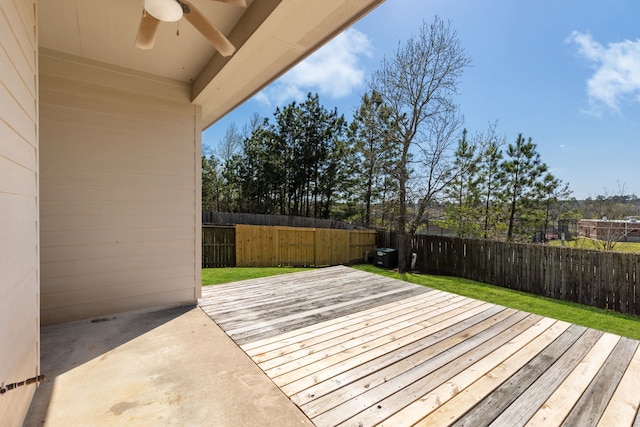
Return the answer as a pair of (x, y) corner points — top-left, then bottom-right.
(38, 0), (384, 128)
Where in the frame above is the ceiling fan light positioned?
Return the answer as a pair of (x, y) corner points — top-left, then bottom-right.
(144, 0), (183, 22)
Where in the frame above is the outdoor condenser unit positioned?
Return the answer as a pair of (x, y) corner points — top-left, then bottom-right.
(375, 248), (398, 269)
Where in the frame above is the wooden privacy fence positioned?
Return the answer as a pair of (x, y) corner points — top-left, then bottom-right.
(202, 224), (377, 268)
(202, 225), (236, 268)
(235, 224), (377, 267)
(412, 235), (640, 315)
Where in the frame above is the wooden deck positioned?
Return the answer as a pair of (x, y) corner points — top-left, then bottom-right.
(199, 266), (640, 426)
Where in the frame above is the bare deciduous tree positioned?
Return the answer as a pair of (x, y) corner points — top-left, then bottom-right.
(242, 112), (263, 139)
(587, 221), (627, 251)
(216, 122), (243, 164)
(369, 16), (471, 272)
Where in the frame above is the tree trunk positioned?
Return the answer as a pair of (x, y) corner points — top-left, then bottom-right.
(507, 197), (517, 241)
(483, 190), (490, 239)
(397, 146), (409, 273)
(397, 219), (407, 272)
(365, 176), (373, 227)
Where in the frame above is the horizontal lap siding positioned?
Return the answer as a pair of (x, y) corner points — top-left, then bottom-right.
(0, 0), (39, 425)
(40, 51), (200, 324)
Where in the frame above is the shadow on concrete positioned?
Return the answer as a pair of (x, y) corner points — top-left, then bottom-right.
(24, 305), (313, 426)
(25, 306), (192, 425)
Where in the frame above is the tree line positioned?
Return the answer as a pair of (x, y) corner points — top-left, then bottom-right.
(202, 95), (570, 237)
(203, 16), (635, 270)
(203, 94), (352, 218)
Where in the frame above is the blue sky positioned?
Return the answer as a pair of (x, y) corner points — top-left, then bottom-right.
(203, 0), (640, 200)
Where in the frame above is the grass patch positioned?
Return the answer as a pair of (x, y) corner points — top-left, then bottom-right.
(353, 264), (640, 340)
(548, 237), (640, 253)
(202, 266), (312, 286)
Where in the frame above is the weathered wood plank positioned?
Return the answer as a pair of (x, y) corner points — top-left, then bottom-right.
(415, 320), (571, 426)
(224, 287), (427, 344)
(310, 309), (531, 426)
(451, 323), (587, 427)
(202, 265), (355, 292)
(333, 313), (544, 427)
(243, 291), (444, 356)
(200, 272), (352, 312)
(206, 275), (413, 327)
(272, 300), (491, 389)
(200, 269), (419, 318)
(301, 310), (524, 425)
(241, 290), (440, 353)
(295, 306), (513, 414)
(279, 302), (497, 398)
(563, 337), (639, 426)
(524, 333), (620, 427)
(255, 294), (467, 369)
(245, 289), (429, 344)
(597, 344), (640, 427)
(200, 267), (364, 303)
(377, 317), (558, 427)
(201, 272), (361, 306)
(489, 327), (604, 426)
(268, 298), (478, 379)
(201, 267), (432, 342)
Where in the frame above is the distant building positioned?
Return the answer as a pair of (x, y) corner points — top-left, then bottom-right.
(579, 218), (640, 242)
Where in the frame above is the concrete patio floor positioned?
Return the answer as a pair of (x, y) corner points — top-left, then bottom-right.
(24, 305), (313, 427)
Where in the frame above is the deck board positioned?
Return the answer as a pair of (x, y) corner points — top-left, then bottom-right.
(451, 323), (587, 427)
(597, 345), (640, 426)
(489, 328), (605, 426)
(563, 337), (638, 426)
(199, 265), (640, 426)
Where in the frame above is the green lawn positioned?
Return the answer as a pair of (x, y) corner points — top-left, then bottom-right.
(202, 266), (312, 286)
(353, 264), (640, 340)
(548, 237), (640, 253)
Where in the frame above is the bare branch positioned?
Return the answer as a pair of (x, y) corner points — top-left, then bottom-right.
(369, 16), (471, 271)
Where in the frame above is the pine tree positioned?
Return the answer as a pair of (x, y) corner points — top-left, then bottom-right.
(537, 172), (571, 241)
(444, 129), (482, 237)
(201, 154), (221, 211)
(224, 93), (348, 218)
(349, 90), (400, 227)
(501, 134), (548, 241)
(476, 125), (506, 239)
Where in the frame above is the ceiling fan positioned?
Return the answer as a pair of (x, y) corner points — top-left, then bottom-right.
(135, 0), (246, 56)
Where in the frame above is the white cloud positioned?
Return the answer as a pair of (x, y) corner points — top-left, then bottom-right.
(568, 31), (640, 115)
(252, 91), (271, 108)
(254, 28), (373, 107)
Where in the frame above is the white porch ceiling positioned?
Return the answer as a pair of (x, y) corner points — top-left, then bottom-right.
(38, 0), (384, 127)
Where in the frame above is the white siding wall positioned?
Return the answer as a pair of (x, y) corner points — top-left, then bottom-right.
(0, 0), (39, 425)
(39, 50), (201, 325)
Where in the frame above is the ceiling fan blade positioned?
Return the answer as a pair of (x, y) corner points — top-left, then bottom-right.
(182, 1), (236, 56)
(135, 10), (161, 49)
(210, 0), (247, 7)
